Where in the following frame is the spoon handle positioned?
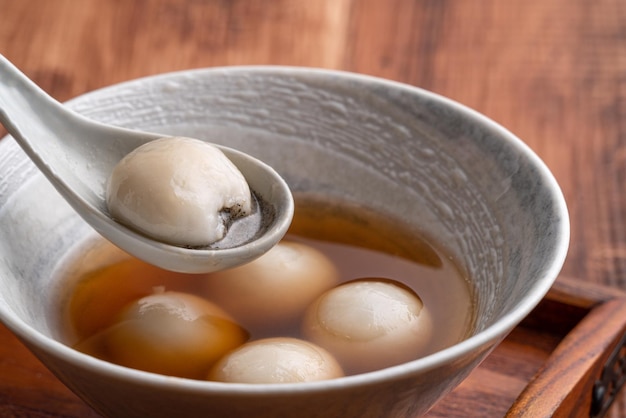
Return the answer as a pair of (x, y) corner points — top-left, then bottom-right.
(0, 54), (69, 153)
(0, 54), (157, 203)
(0, 54), (100, 199)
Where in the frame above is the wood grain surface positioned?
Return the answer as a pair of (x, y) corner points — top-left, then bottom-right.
(2, 0), (626, 416)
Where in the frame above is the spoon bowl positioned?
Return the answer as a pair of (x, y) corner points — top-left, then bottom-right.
(0, 55), (294, 273)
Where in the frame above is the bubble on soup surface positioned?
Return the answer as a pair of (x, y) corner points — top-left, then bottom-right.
(203, 240), (338, 333)
(302, 278), (433, 374)
(101, 290), (248, 379)
(208, 337), (344, 383)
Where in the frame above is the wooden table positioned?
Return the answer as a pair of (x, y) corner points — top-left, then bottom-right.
(2, 1), (626, 416)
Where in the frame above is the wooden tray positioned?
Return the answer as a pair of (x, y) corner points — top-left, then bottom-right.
(2, 276), (626, 417)
(427, 276), (626, 417)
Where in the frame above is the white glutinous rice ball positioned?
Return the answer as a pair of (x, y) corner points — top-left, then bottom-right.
(208, 337), (344, 383)
(106, 136), (252, 247)
(102, 290), (247, 379)
(302, 278), (433, 374)
(203, 241), (338, 334)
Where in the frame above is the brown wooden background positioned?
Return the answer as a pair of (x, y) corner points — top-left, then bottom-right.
(1, 0), (626, 416)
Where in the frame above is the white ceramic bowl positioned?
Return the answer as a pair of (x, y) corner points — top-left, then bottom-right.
(0, 67), (569, 417)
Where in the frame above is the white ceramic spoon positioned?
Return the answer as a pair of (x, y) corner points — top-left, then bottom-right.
(0, 54), (294, 273)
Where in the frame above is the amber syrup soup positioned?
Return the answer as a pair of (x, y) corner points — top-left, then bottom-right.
(54, 198), (476, 379)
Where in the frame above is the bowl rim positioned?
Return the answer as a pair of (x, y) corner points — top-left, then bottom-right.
(0, 65), (570, 394)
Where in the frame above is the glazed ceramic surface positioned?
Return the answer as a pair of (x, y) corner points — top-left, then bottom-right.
(0, 67), (569, 417)
(0, 54), (294, 274)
